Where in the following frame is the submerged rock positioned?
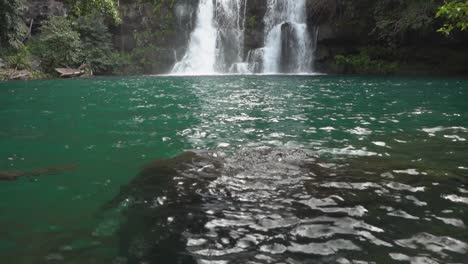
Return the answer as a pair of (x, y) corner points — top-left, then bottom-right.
(108, 149), (325, 263)
(107, 148), (468, 263)
(0, 163), (77, 181)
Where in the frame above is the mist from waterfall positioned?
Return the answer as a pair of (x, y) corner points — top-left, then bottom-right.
(262, 0), (313, 73)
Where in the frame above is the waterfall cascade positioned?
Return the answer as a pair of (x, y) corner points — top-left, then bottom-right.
(171, 0), (315, 75)
(262, 0), (313, 73)
(216, 0), (248, 73)
(172, 0), (217, 74)
(172, 0), (248, 74)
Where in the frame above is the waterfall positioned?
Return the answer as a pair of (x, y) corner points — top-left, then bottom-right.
(172, 0), (248, 75)
(216, 0), (248, 73)
(172, 0), (314, 75)
(262, 0), (313, 73)
(172, 0), (217, 74)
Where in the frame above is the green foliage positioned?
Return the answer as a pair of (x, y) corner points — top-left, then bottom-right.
(127, 1), (177, 73)
(131, 43), (159, 71)
(373, 0), (439, 45)
(0, 40), (47, 80)
(150, 0), (176, 12)
(109, 52), (142, 75)
(436, 0), (468, 35)
(73, 15), (114, 74)
(0, 70), (8, 81)
(29, 70), (48, 79)
(33, 16), (82, 73)
(0, 0), (27, 49)
(146, 1), (177, 34)
(335, 49), (399, 74)
(68, 0), (121, 24)
(5, 45), (31, 70)
(28, 15), (116, 75)
(247, 15), (257, 30)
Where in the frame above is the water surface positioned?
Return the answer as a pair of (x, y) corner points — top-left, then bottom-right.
(0, 76), (467, 263)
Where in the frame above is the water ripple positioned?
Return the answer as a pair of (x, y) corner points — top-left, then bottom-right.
(110, 147), (468, 263)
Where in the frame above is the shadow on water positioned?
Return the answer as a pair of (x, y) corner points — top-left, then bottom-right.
(105, 151), (222, 263)
(105, 147), (468, 264)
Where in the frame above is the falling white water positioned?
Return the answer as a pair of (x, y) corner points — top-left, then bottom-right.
(172, 0), (314, 75)
(172, 0), (248, 75)
(216, 0), (248, 72)
(262, 0), (313, 73)
(172, 0), (217, 74)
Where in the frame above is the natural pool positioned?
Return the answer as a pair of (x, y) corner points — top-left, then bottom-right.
(0, 75), (467, 263)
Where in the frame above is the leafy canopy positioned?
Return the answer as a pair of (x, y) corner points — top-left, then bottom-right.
(373, 0), (439, 45)
(34, 16), (82, 72)
(74, 14), (115, 73)
(68, 0), (121, 23)
(0, 0), (27, 49)
(436, 0), (468, 35)
(30, 14), (116, 75)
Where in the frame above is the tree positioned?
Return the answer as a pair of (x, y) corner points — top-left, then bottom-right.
(373, 0), (439, 46)
(35, 16), (82, 72)
(436, 0), (468, 35)
(68, 0), (121, 23)
(0, 0), (27, 49)
(74, 14), (114, 73)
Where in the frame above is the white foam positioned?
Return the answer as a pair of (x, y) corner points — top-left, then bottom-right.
(372, 141), (387, 147)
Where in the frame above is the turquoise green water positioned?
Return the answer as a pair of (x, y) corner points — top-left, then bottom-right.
(0, 76), (467, 263)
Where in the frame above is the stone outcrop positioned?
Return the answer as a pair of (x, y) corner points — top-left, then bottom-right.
(112, 0), (199, 73)
(305, 0), (468, 74)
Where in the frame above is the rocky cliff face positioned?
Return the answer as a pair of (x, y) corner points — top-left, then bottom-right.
(306, 0), (468, 74)
(244, 0), (266, 52)
(23, 0), (67, 34)
(136, 0), (468, 74)
(21, 0), (468, 75)
(111, 0), (199, 73)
